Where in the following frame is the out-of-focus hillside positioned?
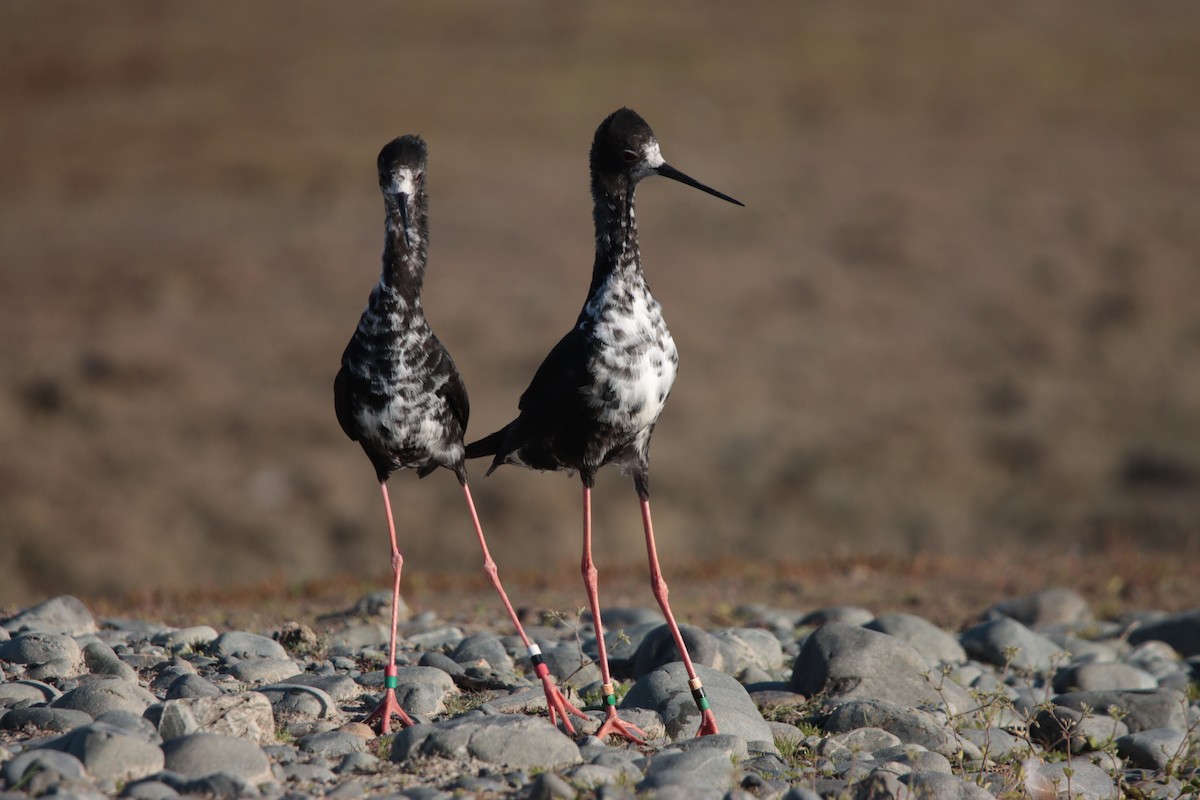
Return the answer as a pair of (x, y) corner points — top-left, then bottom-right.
(1, 2), (1198, 607)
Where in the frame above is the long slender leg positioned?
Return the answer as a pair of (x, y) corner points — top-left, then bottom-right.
(635, 472), (719, 737)
(460, 479), (589, 732)
(363, 480), (416, 733)
(581, 481), (646, 744)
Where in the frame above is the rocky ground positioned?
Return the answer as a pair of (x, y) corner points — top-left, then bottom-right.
(1, 592), (1198, 799)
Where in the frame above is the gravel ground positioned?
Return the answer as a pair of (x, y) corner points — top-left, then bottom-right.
(1, 592), (1198, 799)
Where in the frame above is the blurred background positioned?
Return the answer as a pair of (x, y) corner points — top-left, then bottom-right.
(2, 2), (1198, 610)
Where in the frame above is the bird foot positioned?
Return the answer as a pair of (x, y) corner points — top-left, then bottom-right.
(695, 708), (720, 737)
(594, 706), (647, 745)
(539, 674), (590, 734)
(363, 688), (414, 734)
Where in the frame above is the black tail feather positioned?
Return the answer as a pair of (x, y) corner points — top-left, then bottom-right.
(465, 429), (504, 461)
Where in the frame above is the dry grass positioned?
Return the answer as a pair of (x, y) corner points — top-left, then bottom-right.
(1, 2), (1198, 612)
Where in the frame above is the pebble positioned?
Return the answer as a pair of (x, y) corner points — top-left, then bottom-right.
(159, 732), (273, 781)
(959, 617), (1068, 672)
(0, 594), (1194, 798)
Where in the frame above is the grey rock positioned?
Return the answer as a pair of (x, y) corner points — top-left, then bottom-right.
(157, 692), (276, 744)
(959, 617), (1067, 672)
(902, 771), (998, 799)
(956, 727), (1031, 762)
(631, 624), (723, 678)
(257, 682), (338, 719)
(817, 727), (902, 761)
(1128, 608), (1200, 657)
(622, 662), (777, 751)
(165, 673), (221, 699)
(82, 641), (139, 682)
(121, 778), (182, 799)
(537, 641), (602, 689)
(52, 676), (157, 716)
(226, 657), (299, 685)
(639, 746), (737, 793)
(0, 705), (93, 733)
(1116, 727), (1188, 770)
(595, 620), (663, 678)
(986, 588), (1091, 629)
(0, 680), (56, 705)
(265, 672), (361, 702)
(874, 744), (953, 775)
(450, 631), (514, 671)
(1054, 661), (1158, 693)
(328, 622), (390, 653)
(1021, 758), (1119, 799)
(336, 750), (380, 774)
(403, 625), (464, 650)
(347, 588), (410, 620)
(711, 627), (786, 675)
(392, 713), (581, 768)
(2, 595), (97, 636)
(864, 613), (968, 666)
(792, 622), (973, 714)
(0, 631), (82, 669)
(39, 720), (164, 781)
(1, 748), (88, 785)
(154, 626), (220, 653)
(417, 651), (465, 677)
(1053, 688), (1189, 732)
(160, 732), (273, 781)
(823, 698), (979, 760)
(1029, 705), (1128, 753)
(372, 665), (457, 717)
(297, 730), (366, 758)
(208, 631), (287, 660)
(660, 731), (749, 760)
(528, 770), (576, 800)
(566, 763), (627, 789)
(799, 607), (874, 627)
(26, 655), (78, 680)
(96, 709), (159, 738)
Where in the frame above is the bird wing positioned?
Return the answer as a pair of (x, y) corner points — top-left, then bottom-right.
(333, 363), (360, 442)
(516, 325), (591, 426)
(431, 336), (470, 435)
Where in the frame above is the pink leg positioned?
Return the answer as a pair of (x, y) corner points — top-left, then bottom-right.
(461, 481), (588, 733)
(640, 497), (719, 737)
(363, 481), (415, 734)
(582, 484), (647, 744)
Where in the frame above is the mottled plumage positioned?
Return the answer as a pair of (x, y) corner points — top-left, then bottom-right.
(467, 108), (743, 741)
(334, 134), (586, 736)
(335, 135), (468, 483)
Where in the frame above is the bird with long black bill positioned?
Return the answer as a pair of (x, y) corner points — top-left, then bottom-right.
(466, 108), (743, 742)
(335, 135), (588, 734)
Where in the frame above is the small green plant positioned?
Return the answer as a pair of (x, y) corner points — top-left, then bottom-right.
(442, 690), (489, 717)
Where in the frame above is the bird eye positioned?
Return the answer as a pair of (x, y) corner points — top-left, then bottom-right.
(621, 149), (639, 163)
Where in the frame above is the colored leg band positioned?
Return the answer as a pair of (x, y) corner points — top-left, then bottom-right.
(529, 647), (551, 679)
(692, 687), (710, 711)
(385, 676), (398, 689)
(605, 694), (618, 707)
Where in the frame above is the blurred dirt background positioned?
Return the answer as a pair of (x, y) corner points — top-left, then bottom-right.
(2, 2), (1198, 615)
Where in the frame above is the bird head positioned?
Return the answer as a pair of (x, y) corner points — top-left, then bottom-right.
(590, 108), (743, 207)
(377, 135), (428, 246)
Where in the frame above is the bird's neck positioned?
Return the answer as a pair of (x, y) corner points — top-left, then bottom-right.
(586, 179), (642, 298)
(380, 205), (428, 302)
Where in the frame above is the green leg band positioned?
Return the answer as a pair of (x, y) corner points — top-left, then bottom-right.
(385, 676), (398, 689)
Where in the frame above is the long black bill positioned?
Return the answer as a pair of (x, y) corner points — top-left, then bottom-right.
(657, 163), (744, 207)
(397, 193), (412, 247)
